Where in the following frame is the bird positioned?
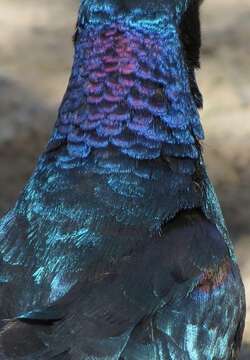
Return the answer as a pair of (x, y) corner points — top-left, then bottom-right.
(0, 0), (246, 359)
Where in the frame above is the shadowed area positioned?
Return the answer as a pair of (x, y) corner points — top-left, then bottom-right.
(0, 0), (249, 357)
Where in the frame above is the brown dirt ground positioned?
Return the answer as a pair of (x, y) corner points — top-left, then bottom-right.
(0, 0), (249, 357)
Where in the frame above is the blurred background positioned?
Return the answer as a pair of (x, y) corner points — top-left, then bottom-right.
(0, 0), (249, 357)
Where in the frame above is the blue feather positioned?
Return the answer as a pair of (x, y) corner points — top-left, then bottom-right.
(0, 1), (245, 359)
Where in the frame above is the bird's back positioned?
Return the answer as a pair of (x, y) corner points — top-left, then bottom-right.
(0, 1), (245, 359)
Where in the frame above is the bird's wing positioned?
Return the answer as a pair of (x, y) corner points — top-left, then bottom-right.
(119, 211), (246, 360)
(0, 142), (203, 315)
(0, 208), (244, 359)
(120, 266), (245, 360)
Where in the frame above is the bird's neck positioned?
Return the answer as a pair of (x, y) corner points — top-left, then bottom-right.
(48, 21), (204, 164)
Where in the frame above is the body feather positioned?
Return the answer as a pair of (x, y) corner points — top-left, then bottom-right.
(0, 0), (245, 359)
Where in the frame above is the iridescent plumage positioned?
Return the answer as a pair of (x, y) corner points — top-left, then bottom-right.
(0, 1), (245, 359)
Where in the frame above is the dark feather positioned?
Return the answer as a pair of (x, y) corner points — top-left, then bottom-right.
(0, 1), (245, 359)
